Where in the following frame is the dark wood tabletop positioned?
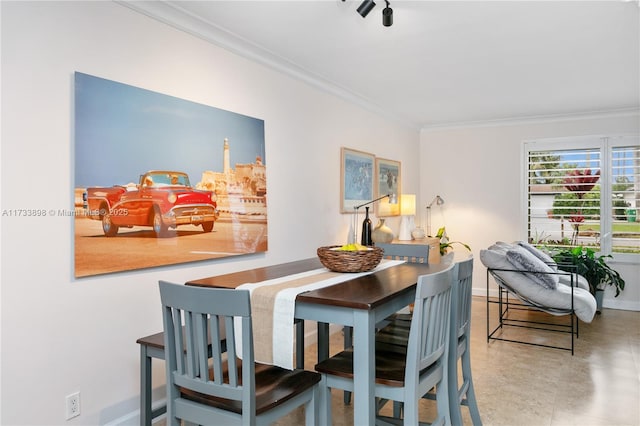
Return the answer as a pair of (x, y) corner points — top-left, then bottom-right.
(186, 257), (450, 311)
(186, 258), (323, 288)
(296, 261), (447, 309)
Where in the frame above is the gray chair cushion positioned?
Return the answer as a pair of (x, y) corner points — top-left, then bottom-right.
(506, 246), (558, 290)
(515, 240), (557, 270)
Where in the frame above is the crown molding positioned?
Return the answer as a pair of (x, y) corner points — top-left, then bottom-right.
(115, 0), (420, 130)
(420, 107), (640, 132)
(114, 2), (639, 132)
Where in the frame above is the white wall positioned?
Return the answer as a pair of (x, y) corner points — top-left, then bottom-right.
(420, 114), (640, 310)
(0, 2), (420, 424)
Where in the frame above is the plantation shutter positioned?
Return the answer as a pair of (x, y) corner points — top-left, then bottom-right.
(527, 147), (601, 251)
(610, 141), (640, 254)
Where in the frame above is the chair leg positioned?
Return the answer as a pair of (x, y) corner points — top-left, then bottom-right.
(461, 349), (482, 426)
(435, 377), (452, 426)
(305, 384), (320, 425)
(139, 344), (153, 426)
(448, 354), (464, 426)
(403, 398), (420, 426)
(168, 412), (180, 426)
(319, 376), (333, 426)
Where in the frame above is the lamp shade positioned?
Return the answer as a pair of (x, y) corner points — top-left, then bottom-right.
(400, 194), (416, 216)
(398, 194), (416, 240)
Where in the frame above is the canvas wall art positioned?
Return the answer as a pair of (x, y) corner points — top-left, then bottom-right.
(74, 72), (267, 277)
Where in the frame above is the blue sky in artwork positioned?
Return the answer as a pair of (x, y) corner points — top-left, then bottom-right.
(74, 72), (265, 187)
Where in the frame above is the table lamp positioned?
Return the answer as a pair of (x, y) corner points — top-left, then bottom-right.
(426, 195), (445, 237)
(398, 194), (416, 240)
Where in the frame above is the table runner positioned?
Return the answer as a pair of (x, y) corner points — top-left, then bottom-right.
(235, 259), (404, 369)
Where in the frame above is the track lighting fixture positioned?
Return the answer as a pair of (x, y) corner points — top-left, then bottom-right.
(382, 0), (393, 26)
(345, 0), (393, 27)
(357, 0), (376, 18)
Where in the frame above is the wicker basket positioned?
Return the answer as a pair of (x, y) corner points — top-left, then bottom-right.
(317, 245), (383, 273)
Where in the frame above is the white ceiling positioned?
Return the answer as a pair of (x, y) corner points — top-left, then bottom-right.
(122, 0), (639, 129)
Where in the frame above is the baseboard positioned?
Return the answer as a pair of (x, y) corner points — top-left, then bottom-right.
(473, 288), (497, 298)
(602, 298), (640, 311)
(104, 399), (166, 426)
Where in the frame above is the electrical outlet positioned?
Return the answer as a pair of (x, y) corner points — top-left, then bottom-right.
(65, 392), (80, 420)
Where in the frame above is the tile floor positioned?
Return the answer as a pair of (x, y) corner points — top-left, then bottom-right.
(160, 297), (640, 425)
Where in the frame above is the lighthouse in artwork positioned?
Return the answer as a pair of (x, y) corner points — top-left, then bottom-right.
(196, 137), (266, 198)
(223, 138), (230, 176)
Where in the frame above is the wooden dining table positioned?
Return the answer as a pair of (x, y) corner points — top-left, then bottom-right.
(187, 257), (449, 425)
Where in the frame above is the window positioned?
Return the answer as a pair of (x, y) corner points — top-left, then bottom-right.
(524, 135), (639, 259)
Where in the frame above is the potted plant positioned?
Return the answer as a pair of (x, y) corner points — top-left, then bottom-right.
(551, 246), (625, 313)
(435, 227), (471, 256)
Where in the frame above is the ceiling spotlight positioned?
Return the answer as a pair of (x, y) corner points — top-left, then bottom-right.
(382, 0), (393, 26)
(357, 0), (376, 18)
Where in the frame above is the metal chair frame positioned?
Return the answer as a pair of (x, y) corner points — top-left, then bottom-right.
(486, 268), (578, 355)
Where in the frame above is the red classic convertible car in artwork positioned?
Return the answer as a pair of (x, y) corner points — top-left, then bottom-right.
(83, 171), (219, 237)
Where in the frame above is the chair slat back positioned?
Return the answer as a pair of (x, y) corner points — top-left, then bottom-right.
(377, 242), (429, 263)
(453, 256), (474, 340)
(159, 281), (254, 406)
(405, 263), (454, 380)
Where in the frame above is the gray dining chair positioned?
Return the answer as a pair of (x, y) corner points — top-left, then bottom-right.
(342, 242), (430, 404)
(376, 256), (482, 425)
(159, 280), (321, 426)
(315, 263), (455, 425)
(444, 256), (481, 425)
